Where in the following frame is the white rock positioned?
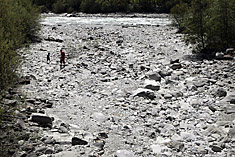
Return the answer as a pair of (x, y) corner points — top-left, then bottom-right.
(144, 79), (160, 91)
(180, 132), (196, 141)
(150, 144), (162, 154)
(114, 150), (136, 157)
(92, 112), (107, 124)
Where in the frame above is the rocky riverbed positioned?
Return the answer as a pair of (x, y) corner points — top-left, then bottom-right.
(17, 14), (235, 157)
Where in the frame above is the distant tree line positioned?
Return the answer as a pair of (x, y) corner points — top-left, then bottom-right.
(170, 0), (235, 53)
(0, 0), (39, 92)
(31, 0), (191, 13)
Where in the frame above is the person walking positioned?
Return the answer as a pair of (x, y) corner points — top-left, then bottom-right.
(60, 49), (65, 66)
(47, 52), (50, 64)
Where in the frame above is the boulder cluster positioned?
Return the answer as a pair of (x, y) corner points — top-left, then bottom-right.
(12, 14), (235, 156)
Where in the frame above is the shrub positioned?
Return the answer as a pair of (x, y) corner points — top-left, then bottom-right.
(0, 0), (39, 92)
(170, 2), (188, 32)
(171, 0), (235, 53)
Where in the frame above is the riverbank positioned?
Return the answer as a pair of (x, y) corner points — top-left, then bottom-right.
(15, 14), (235, 156)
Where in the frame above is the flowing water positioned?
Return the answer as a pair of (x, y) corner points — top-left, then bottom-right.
(40, 14), (171, 26)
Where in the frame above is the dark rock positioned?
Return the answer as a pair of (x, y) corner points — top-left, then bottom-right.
(116, 40), (123, 44)
(170, 63), (182, 70)
(208, 106), (217, 112)
(147, 72), (161, 82)
(98, 132), (108, 139)
(214, 88), (227, 97)
(72, 137), (88, 146)
(88, 36), (94, 40)
(31, 113), (52, 125)
(83, 45), (89, 49)
(44, 103), (53, 108)
(26, 99), (36, 104)
(211, 145), (223, 152)
(45, 148), (54, 154)
(18, 77), (30, 85)
(166, 116), (175, 121)
(44, 37), (63, 43)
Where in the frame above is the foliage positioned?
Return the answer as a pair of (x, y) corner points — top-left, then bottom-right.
(31, 0), (186, 13)
(0, 0), (40, 91)
(181, 0), (235, 52)
(183, 0), (208, 51)
(170, 2), (188, 32)
(206, 0), (235, 51)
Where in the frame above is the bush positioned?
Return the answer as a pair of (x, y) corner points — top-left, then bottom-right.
(0, 0), (39, 92)
(171, 0), (235, 53)
(170, 2), (188, 32)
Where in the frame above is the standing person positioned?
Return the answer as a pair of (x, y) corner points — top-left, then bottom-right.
(60, 49), (65, 66)
(47, 52), (50, 64)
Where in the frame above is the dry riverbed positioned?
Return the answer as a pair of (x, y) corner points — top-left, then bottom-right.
(15, 13), (235, 157)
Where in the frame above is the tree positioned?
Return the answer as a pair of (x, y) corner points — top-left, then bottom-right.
(206, 0), (235, 50)
(170, 2), (188, 32)
(0, 0), (39, 91)
(183, 0), (208, 51)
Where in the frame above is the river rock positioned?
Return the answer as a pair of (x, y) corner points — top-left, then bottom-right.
(71, 137), (88, 146)
(213, 88), (227, 97)
(227, 127), (235, 138)
(170, 63), (182, 70)
(31, 113), (52, 126)
(222, 92), (235, 104)
(144, 79), (160, 91)
(133, 88), (156, 100)
(146, 72), (161, 81)
(192, 77), (208, 87)
(92, 112), (107, 124)
(114, 150), (136, 157)
(226, 48), (234, 55)
(170, 58), (180, 64)
(215, 52), (224, 59)
(211, 145), (223, 152)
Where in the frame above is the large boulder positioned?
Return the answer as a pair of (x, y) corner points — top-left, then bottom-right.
(71, 137), (88, 146)
(31, 113), (52, 126)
